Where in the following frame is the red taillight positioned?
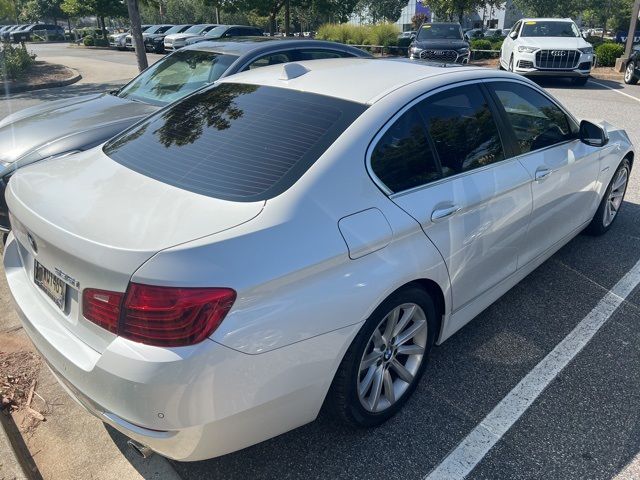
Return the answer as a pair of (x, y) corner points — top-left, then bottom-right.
(82, 289), (124, 333)
(82, 284), (236, 347)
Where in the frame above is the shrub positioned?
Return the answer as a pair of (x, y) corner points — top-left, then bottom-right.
(367, 23), (400, 47)
(470, 39), (493, 59)
(0, 42), (36, 80)
(316, 22), (399, 48)
(595, 42), (624, 66)
(491, 38), (503, 51)
(94, 37), (109, 47)
(83, 35), (95, 46)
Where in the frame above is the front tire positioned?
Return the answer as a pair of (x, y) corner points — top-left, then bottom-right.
(585, 158), (630, 235)
(624, 61), (639, 85)
(327, 286), (437, 427)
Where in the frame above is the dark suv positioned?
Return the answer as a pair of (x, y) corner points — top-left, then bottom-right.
(409, 22), (471, 64)
(624, 44), (640, 85)
(10, 24), (64, 42)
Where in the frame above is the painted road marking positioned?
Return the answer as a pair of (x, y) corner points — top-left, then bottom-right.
(591, 80), (640, 104)
(425, 257), (640, 480)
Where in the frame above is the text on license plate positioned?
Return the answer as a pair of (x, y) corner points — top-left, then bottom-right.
(34, 260), (67, 310)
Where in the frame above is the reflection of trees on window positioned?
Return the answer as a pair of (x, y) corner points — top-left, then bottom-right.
(494, 84), (572, 154)
(371, 108), (440, 192)
(425, 100), (504, 177)
(153, 84), (258, 148)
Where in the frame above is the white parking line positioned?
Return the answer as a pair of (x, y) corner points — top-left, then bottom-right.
(591, 80), (640, 104)
(424, 257), (640, 480)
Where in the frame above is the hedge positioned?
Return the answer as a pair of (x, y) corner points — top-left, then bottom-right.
(0, 42), (36, 80)
(595, 42), (624, 66)
(317, 23), (400, 47)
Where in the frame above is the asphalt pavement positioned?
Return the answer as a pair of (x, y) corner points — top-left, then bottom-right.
(1, 44), (640, 480)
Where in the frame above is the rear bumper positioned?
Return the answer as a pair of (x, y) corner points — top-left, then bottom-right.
(4, 233), (351, 460)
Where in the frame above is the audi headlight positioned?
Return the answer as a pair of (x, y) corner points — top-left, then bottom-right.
(457, 47), (470, 54)
(579, 46), (593, 54)
(517, 45), (538, 53)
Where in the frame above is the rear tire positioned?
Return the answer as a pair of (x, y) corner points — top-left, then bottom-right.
(585, 158), (630, 235)
(327, 286), (437, 427)
(624, 61), (639, 85)
(571, 76), (589, 86)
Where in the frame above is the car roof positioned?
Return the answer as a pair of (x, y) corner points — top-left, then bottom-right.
(216, 57), (494, 104)
(184, 38), (367, 56)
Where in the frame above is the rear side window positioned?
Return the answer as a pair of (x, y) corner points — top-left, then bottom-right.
(104, 84), (367, 201)
(370, 107), (440, 193)
(489, 82), (574, 154)
(296, 49), (355, 60)
(419, 85), (505, 178)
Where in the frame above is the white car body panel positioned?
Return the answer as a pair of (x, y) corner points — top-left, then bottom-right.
(500, 18), (593, 77)
(4, 58), (634, 461)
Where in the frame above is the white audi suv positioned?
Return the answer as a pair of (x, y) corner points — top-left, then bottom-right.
(500, 18), (594, 85)
(4, 58), (633, 461)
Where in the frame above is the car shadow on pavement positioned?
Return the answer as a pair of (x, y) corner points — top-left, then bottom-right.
(96, 200), (639, 480)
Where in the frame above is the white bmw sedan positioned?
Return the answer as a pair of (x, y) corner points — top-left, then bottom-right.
(4, 58), (634, 461)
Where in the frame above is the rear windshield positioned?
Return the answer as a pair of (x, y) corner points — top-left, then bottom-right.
(104, 83), (367, 201)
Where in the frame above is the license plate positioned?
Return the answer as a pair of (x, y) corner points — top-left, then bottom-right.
(34, 260), (67, 310)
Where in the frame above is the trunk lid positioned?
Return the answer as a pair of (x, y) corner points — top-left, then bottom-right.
(7, 148), (264, 352)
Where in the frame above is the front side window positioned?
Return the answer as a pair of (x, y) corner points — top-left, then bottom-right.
(206, 26), (227, 38)
(246, 53), (292, 69)
(420, 85), (505, 177)
(371, 107), (440, 193)
(490, 82), (574, 154)
(295, 49), (355, 60)
(105, 84), (367, 201)
(117, 50), (239, 106)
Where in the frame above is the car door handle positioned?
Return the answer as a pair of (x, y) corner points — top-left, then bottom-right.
(431, 205), (461, 222)
(535, 168), (552, 181)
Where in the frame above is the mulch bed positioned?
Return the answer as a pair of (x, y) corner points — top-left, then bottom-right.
(2, 61), (79, 92)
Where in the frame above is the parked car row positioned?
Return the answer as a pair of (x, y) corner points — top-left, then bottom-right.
(107, 23), (264, 54)
(0, 23), (64, 42)
(0, 38), (633, 461)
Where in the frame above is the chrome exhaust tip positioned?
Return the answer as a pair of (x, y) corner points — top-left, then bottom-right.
(127, 439), (154, 459)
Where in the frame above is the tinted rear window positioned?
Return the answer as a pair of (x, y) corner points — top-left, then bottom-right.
(104, 84), (367, 201)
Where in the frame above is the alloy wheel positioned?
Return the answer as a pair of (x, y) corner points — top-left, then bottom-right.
(357, 303), (427, 413)
(603, 166), (628, 227)
(625, 62), (635, 83)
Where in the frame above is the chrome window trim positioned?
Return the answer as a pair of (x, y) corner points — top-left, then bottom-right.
(366, 76), (581, 197)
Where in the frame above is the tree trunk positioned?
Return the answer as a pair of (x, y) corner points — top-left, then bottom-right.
(126, 0), (148, 71)
(100, 16), (107, 39)
(215, 7), (220, 24)
(285, 0), (290, 36)
(67, 17), (72, 41)
(269, 13), (275, 35)
(458, 8), (464, 26)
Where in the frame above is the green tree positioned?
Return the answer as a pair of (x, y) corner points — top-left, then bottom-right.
(62, 0), (127, 38)
(23, 0), (64, 22)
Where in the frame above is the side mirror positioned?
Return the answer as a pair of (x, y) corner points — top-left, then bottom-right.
(579, 120), (608, 147)
(509, 31), (517, 39)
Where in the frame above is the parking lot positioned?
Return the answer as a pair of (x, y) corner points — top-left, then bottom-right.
(2, 43), (640, 480)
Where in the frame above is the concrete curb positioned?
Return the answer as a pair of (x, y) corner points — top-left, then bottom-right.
(5, 67), (82, 94)
(0, 412), (40, 480)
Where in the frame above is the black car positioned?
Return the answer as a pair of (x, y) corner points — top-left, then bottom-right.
(10, 24), (64, 42)
(624, 44), (640, 85)
(2, 24), (29, 41)
(125, 24), (173, 50)
(144, 24), (192, 53)
(409, 22), (471, 64)
(185, 24), (264, 46)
